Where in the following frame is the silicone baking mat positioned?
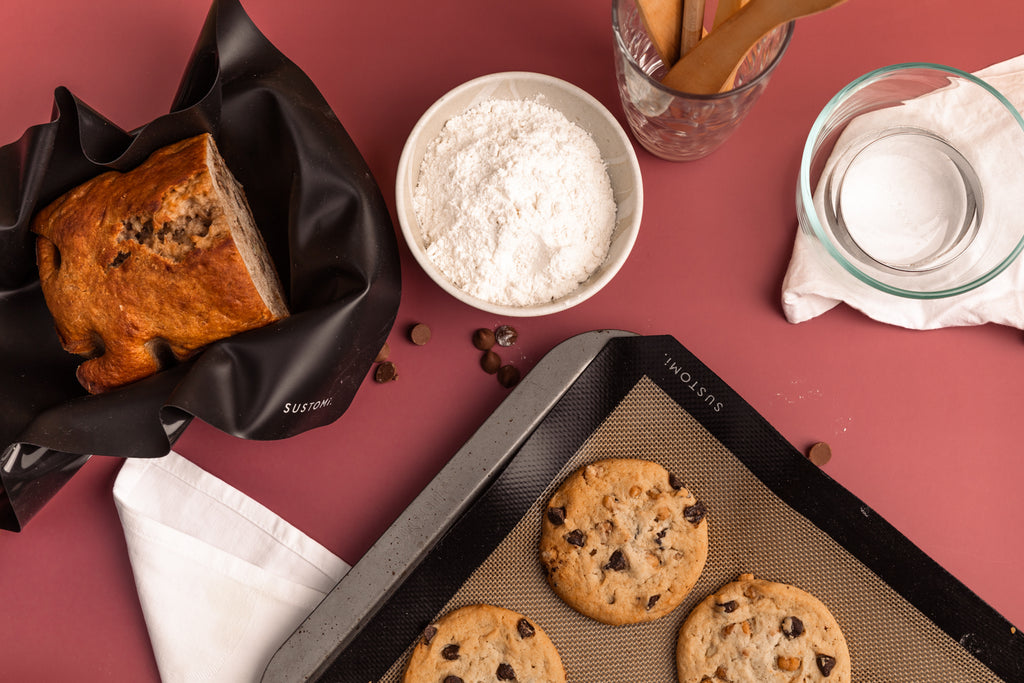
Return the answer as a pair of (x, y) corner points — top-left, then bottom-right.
(265, 332), (1022, 682)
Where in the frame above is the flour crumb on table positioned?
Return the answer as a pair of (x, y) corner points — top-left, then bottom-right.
(413, 98), (617, 307)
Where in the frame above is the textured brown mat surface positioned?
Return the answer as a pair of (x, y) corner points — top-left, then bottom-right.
(381, 376), (1000, 682)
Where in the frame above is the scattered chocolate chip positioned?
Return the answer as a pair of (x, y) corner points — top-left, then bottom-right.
(565, 529), (586, 547)
(603, 549), (628, 571)
(647, 594), (661, 610)
(808, 441), (832, 466)
(781, 616), (805, 639)
(546, 506), (566, 526)
(683, 501), (707, 525)
(655, 528), (668, 546)
(516, 618), (535, 639)
(441, 644), (460, 660)
(443, 677), (464, 683)
(481, 350), (501, 374)
(373, 361), (398, 383)
(496, 662), (516, 680)
(497, 364), (521, 388)
(494, 324), (518, 347)
(374, 342), (390, 363)
(472, 327), (496, 350)
(716, 600), (738, 613)
(421, 625), (437, 646)
(668, 472), (683, 490)
(816, 654), (836, 677)
(409, 322), (432, 345)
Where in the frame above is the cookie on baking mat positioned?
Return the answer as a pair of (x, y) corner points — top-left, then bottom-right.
(676, 573), (851, 682)
(402, 604), (566, 683)
(539, 458), (709, 625)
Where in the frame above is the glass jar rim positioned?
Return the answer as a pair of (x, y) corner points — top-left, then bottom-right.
(611, 0), (795, 101)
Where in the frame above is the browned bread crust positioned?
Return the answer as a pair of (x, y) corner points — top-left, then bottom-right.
(32, 133), (288, 394)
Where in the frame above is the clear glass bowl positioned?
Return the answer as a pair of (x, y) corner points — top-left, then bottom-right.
(798, 63), (1024, 298)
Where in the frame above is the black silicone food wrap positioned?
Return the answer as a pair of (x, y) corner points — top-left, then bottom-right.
(0, 0), (402, 531)
(276, 333), (1022, 683)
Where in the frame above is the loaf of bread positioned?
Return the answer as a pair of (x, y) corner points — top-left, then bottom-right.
(33, 133), (289, 394)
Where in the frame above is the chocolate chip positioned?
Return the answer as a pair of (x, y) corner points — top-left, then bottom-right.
(647, 594), (661, 610)
(421, 625), (437, 645)
(494, 324), (517, 347)
(441, 644), (460, 660)
(497, 364), (521, 388)
(781, 616), (805, 639)
(565, 529), (586, 547)
(655, 528), (668, 546)
(516, 618), (535, 639)
(603, 549), (628, 571)
(373, 361), (398, 383)
(472, 328), (496, 350)
(669, 472), (683, 490)
(481, 350), (501, 374)
(496, 662), (516, 680)
(816, 654), (836, 677)
(443, 677), (464, 683)
(546, 506), (566, 526)
(683, 501), (707, 525)
(808, 441), (832, 466)
(374, 342), (390, 363)
(717, 600), (738, 613)
(409, 322), (432, 345)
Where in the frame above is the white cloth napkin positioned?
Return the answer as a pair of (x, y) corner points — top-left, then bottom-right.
(782, 55), (1024, 329)
(113, 451), (350, 683)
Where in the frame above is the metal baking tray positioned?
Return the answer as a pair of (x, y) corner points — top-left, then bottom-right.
(262, 330), (1022, 683)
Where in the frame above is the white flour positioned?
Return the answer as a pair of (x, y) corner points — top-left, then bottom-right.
(413, 98), (617, 307)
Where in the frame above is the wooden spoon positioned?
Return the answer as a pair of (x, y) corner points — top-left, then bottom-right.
(680, 0), (706, 57)
(711, 0), (751, 89)
(662, 0), (847, 94)
(712, 0), (749, 30)
(635, 0), (682, 66)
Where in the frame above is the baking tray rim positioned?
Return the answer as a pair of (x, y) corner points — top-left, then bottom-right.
(262, 329), (637, 682)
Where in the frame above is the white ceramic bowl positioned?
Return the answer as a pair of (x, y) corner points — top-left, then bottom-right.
(395, 71), (643, 316)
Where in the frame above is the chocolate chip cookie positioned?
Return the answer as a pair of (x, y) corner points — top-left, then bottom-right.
(676, 574), (851, 682)
(539, 458), (709, 625)
(402, 604), (566, 683)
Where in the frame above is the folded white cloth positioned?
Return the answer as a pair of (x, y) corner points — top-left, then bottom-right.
(782, 55), (1024, 329)
(113, 451), (350, 683)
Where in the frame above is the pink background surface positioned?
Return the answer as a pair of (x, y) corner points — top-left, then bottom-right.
(2, 0), (1022, 680)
